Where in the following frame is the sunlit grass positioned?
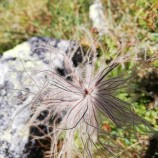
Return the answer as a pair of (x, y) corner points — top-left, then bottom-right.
(0, 0), (91, 53)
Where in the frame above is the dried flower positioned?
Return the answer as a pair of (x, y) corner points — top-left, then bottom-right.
(12, 36), (158, 158)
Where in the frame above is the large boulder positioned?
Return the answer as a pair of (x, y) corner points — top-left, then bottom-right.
(0, 37), (71, 158)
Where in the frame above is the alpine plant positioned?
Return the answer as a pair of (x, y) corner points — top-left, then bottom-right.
(13, 39), (158, 158)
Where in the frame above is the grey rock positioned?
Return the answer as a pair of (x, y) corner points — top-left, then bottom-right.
(89, 0), (109, 35)
(0, 37), (71, 158)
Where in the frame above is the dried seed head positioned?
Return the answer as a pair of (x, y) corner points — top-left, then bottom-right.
(11, 35), (158, 158)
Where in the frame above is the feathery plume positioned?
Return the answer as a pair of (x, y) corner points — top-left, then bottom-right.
(11, 34), (158, 158)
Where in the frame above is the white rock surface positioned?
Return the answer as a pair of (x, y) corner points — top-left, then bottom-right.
(0, 37), (71, 158)
(89, 0), (109, 35)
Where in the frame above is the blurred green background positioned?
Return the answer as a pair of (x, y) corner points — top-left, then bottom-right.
(0, 0), (158, 157)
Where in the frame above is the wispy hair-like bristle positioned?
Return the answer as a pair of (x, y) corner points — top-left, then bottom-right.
(11, 33), (158, 158)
